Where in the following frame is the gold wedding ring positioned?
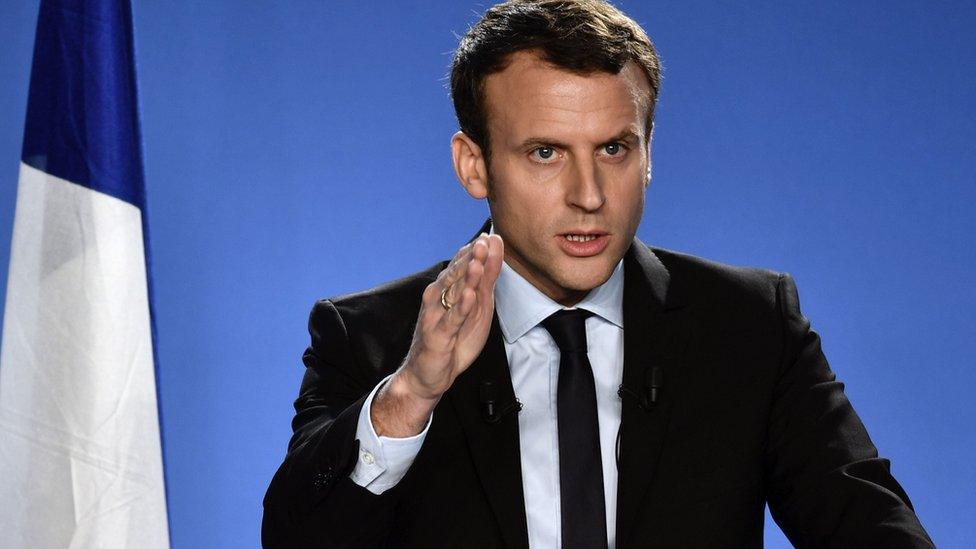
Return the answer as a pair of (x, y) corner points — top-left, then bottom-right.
(440, 286), (454, 310)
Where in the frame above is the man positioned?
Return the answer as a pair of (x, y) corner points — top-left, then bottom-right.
(263, 1), (933, 547)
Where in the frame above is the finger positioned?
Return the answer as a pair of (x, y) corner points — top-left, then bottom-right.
(484, 234), (503, 282)
(420, 282), (449, 331)
(437, 263), (481, 335)
(463, 245), (486, 290)
(445, 243), (485, 314)
(423, 241), (473, 326)
(435, 251), (473, 312)
(442, 233), (487, 288)
(437, 261), (482, 336)
(443, 243), (474, 284)
(440, 287), (477, 338)
(455, 286), (477, 322)
(477, 234), (504, 301)
(442, 235), (489, 305)
(470, 234), (489, 263)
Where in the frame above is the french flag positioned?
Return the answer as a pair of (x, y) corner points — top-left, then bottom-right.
(0, 1), (170, 547)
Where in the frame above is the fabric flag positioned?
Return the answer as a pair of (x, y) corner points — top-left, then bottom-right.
(0, 1), (169, 547)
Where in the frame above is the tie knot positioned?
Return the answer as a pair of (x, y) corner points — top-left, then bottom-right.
(541, 308), (593, 355)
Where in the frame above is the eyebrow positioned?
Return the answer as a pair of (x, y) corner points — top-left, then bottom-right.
(517, 128), (642, 150)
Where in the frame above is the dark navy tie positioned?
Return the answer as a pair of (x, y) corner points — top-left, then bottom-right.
(541, 308), (608, 549)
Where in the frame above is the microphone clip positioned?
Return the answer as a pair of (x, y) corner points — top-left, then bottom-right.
(480, 381), (523, 424)
(617, 366), (663, 412)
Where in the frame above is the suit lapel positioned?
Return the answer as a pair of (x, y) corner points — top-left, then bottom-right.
(447, 313), (529, 549)
(615, 239), (694, 548)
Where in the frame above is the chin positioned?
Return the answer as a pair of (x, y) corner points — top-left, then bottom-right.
(558, 261), (617, 292)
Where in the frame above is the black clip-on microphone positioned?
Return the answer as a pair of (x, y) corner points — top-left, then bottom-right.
(617, 366), (663, 412)
(480, 381), (523, 424)
(615, 366), (664, 467)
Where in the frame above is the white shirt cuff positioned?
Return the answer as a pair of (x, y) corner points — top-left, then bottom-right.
(349, 373), (432, 495)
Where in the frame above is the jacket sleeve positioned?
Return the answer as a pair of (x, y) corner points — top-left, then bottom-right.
(764, 273), (934, 548)
(262, 299), (402, 548)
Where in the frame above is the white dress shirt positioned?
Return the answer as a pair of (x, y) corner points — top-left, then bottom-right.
(351, 243), (626, 549)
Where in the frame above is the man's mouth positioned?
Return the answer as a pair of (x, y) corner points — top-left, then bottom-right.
(563, 234), (600, 242)
(557, 231), (611, 257)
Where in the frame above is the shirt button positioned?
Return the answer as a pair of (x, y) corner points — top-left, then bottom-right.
(361, 451), (375, 465)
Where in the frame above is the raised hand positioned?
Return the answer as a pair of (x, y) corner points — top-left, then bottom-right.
(371, 232), (504, 437)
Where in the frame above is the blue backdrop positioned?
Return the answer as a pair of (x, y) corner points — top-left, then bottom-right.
(1, 1), (973, 547)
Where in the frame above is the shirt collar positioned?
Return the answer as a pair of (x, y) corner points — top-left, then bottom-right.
(489, 223), (625, 344)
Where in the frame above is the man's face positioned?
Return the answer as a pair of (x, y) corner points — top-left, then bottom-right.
(480, 50), (652, 305)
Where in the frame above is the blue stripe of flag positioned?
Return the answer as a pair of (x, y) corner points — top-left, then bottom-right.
(22, 0), (145, 210)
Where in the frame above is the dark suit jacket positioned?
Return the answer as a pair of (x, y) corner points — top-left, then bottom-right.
(263, 219), (933, 548)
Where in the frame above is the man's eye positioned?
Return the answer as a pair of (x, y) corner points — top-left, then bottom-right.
(604, 143), (624, 156)
(532, 147), (556, 161)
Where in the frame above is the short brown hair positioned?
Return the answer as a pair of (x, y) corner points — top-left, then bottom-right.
(449, 0), (662, 165)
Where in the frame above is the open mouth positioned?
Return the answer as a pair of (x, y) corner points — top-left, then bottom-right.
(557, 232), (610, 257)
(563, 234), (600, 242)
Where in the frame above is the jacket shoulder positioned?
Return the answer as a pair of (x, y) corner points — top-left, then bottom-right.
(306, 260), (448, 375)
(325, 260), (446, 316)
(645, 245), (802, 368)
(648, 245), (789, 315)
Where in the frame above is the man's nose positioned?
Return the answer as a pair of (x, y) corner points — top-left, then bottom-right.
(565, 156), (606, 212)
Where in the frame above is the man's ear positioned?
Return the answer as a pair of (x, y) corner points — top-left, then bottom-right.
(451, 131), (489, 199)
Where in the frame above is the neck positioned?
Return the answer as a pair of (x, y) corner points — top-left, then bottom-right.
(502, 256), (589, 308)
